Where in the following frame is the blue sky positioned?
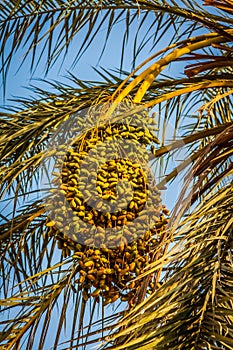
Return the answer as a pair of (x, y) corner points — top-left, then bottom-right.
(0, 8), (188, 106)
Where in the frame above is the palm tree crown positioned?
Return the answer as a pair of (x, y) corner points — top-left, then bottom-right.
(0, 1), (233, 349)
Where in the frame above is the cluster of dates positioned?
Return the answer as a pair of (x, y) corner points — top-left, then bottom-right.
(46, 112), (169, 306)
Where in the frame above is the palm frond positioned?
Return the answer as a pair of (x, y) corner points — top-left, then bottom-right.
(108, 181), (233, 349)
(1, 0), (232, 88)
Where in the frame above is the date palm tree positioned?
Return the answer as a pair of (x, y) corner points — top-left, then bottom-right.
(0, 1), (233, 349)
